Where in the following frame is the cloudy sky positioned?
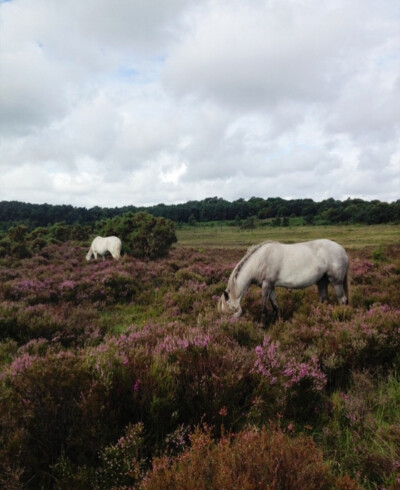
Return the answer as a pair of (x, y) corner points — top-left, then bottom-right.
(1, 0), (399, 208)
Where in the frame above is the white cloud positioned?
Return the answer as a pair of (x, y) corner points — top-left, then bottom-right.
(164, 1), (379, 107)
(0, 0), (399, 207)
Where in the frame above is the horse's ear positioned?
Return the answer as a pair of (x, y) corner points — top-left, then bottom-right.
(224, 290), (229, 300)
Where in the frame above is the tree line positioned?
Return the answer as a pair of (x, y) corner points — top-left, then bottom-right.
(0, 196), (399, 232)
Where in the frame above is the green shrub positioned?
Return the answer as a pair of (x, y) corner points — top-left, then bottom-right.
(0, 351), (95, 488)
(322, 371), (400, 488)
(95, 423), (146, 489)
(97, 211), (177, 259)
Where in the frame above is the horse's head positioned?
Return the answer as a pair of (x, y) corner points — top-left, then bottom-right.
(218, 290), (242, 318)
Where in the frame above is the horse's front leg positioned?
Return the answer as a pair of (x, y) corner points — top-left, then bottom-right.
(261, 281), (270, 325)
(269, 289), (280, 321)
(261, 281), (279, 325)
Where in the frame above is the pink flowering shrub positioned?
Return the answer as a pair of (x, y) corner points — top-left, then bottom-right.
(0, 301), (102, 345)
(0, 241), (399, 488)
(276, 304), (400, 386)
(351, 258), (375, 284)
(349, 248), (400, 308)
(253, 334), (327, 420)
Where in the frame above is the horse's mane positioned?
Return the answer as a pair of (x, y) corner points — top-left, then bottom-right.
(227, 241), (275, 294)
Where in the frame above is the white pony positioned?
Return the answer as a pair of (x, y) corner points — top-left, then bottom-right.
(86, 236), (122, 261)
(218, 239), (349, 321)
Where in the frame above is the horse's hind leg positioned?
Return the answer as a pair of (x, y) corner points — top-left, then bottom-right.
(317, 274), (329, 303)
(333, 283), (348, 305)
(328, 274), (348, 305)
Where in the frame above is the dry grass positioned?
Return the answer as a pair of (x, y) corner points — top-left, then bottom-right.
(176, 224), (400, 250)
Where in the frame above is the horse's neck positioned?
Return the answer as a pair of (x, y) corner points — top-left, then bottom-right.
(230, 268), (252, 300)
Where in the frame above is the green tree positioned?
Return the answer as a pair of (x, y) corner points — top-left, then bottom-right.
(69, 224), (91, 241)
(98, 212), (177, 259)
(188, 214), (197, 226)
(240, 216), (258, 229)
(366, 202), (393, 224)
(4, 225), (31, 258)
(8, 224), (28, 242)
(272, 217), (282, 227)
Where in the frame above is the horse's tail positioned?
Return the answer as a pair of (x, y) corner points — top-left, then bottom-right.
(344, 268), (350, 305)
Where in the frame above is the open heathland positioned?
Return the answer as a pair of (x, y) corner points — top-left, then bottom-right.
(0, 225), (399, 489)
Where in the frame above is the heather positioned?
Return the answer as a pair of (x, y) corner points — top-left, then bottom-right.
(0, 238), (400, 488)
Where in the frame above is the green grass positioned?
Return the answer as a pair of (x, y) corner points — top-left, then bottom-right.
(176, 224), (400, 249)
(99, 302), (166, 334)
(321, 372), (400, 488)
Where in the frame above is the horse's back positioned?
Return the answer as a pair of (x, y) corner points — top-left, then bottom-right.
(92, 236), (121, 256)
(307, 239), (348, 264)
(107, 236), (122, 258)
(92, 235), (121, 245)
(302, 239), (348, 280)
(105, 236), (122, 246)
(308, 238), (345, 252)
(258, 239), (348, 288)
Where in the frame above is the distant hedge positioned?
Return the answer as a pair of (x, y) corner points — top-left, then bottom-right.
(1, 197), (399, 232)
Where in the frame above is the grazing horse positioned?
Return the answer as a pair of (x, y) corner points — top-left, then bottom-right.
(86, 236), (122, 261)
(218, 239), (349, 321)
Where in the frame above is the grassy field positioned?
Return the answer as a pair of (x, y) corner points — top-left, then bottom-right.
(177, 223), (400, 249)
